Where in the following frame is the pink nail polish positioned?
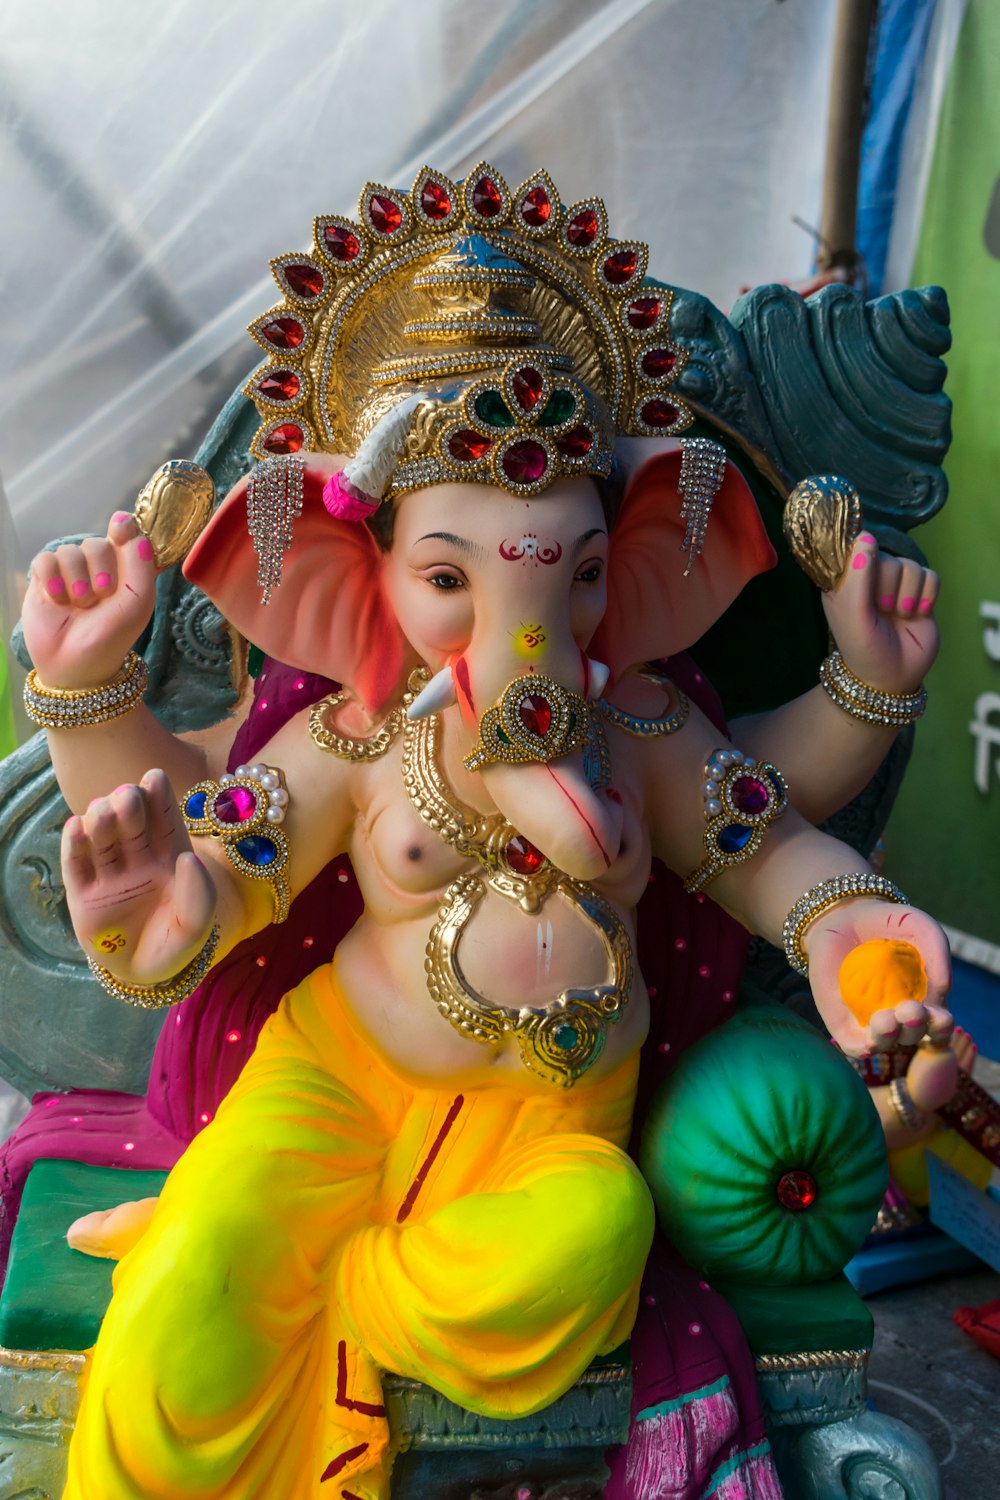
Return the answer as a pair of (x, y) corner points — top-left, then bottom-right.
(112, 512), (130, 524)
(46, 577), (66, 597)
(918, 598), (933, 613)
(859, 533), (876, 545)
(94, 571), (113, 589)
(852, 555), (867, 571)
(137, 537), (154, 562)
(71, 579), (89, 597)
(900, 596), (915, 612)
(879, 594), (895, 610)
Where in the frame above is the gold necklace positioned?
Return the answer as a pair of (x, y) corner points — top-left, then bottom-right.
(401, 670), (633, 1088)
(309, 691), (404, 760)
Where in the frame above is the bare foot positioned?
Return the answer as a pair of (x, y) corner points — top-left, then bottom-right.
(67, 1198), (159, 1260)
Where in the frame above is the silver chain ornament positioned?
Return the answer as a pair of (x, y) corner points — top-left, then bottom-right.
(246, 455), (306, 605)
(677, 437), (727, 572)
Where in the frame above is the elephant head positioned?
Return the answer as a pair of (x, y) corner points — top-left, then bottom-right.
(185, 442), (774, 880)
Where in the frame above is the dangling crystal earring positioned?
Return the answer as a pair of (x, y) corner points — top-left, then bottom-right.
(246, 454), (305, 604)
(678, 437), (727, 574)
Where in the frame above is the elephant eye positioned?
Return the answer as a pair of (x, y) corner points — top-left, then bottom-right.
(574, 561), (603, 584)
(427, 570), (465, 590)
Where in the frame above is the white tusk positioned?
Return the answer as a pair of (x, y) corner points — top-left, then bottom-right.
(588, 658), (611, 699)
(406, 665), (458, 720)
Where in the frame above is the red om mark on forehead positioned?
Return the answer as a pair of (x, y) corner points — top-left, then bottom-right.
(499, 535), (563, 565)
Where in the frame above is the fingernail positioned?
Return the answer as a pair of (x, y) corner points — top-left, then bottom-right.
(852, 554), (867, 571)
(879, 594), (895, 610)
(137, 537), (154, 562)
(918, 598), (933, 613)
(94, 571), (113, 589)
(46, 577), (66, 597)
(113, 784), (133, 796)
(900, 596), (915, 612)
(112, 512), (130, 524)
(859, 533), (876, 545)
(71, 579), (89, 597)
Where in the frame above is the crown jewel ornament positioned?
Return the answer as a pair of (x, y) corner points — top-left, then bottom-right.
(246, 164), (695, 501)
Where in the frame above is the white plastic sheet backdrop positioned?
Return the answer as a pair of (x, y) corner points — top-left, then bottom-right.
(0, 0), (841, 566)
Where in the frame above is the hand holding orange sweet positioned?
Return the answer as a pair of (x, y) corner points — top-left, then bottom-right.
(838, 938), (928, 1025)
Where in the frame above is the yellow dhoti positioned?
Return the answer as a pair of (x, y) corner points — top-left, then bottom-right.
(64, 962), (654, 1500)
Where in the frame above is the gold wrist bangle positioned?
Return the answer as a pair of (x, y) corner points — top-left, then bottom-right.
(819, 651), (926, 727)
(181, 765), (291, 925)
(24, 650), (149, 729)
(887, 1076), (926, 1131)
(782, 874), (908, 976)
(87, 923), (221, 1010)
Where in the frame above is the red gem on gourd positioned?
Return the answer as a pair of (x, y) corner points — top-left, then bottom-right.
(259, 370), (301, 402)
(260, 317), (305, 351)
(520, 186), (551, 226)
(512, 367), (545, 411)
(731, 776), (769, 814)
(641, 347), (677, 379)
(448, 429), (491, 463)
(505, 835), (547, 874)
(283, 263), (325, 298)
(776, 1170), (817, 1212)
(640, 397), (680, 428)
(502, 440), (548, 485)
(369, 194), (402, 234)
(626, 296), (662, 330)
(566, 208), (599, 247)
(555, 424), (593, 458)
(420, 179), (452, 220)
(472, 176), (503, 218)
(215, 786), (258, 824)
(519, 694), (553, 737)
(603, 248), (638, 285)
(324, 225), (361, 262)
(263, 424), (305, 455)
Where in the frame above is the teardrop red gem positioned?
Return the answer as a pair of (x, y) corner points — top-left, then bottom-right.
(259, 370), (301, 402)
(519, 694), (553, 737)
(263, 423), (305, 455)
(421, 178), (452, 220)
(566, 209), (599, 247)
(555, 424), (593, 458)
(505, 836), (546, 875)
(512, 367), (545, 411)
(626, 296), (662, 330)
(640, 397), (680, 429)
(641, 347), (677, 379)
(260, 317), (305, 351)
(603, 248), (638, 285)
(520, 186), (551, 227)
(324, 225), (361, 262)
(448, 429), (491, 463)
(283, 263), (325, 298)
(472, 176), (503, 218)
(369, 194), (402, 234)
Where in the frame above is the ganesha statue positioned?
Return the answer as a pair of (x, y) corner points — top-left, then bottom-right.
(5, 163), (955, 1500)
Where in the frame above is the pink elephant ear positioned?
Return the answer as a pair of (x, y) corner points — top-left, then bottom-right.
(183, 467), (415, 716)
(590, 448), (776, 678)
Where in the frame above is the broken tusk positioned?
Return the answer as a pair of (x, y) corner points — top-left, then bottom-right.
(588, 659), (611, 699)
(406, 665), (459, 720)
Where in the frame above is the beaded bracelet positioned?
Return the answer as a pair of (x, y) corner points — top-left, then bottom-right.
(87, 923), (221, 1010)
(819, 651), (927, 727)
(24, 650), (149, 730)
(782, 873), (908, 976)
(887, 1076), (927, 1132)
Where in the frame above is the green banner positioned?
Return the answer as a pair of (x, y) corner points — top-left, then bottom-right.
(887, 0), (1000, 961)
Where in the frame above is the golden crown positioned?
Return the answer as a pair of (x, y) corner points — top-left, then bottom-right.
(245, 162), (694, 500)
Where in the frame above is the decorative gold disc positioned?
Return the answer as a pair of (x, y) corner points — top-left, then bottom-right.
(134, 459), (215, 568)
(782, 474), (864, 592)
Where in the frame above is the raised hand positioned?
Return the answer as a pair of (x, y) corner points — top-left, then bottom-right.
(61, 769), (217, 987)
(22, 513), (158, 689)
(822, 532), (939, 694)
(804, 898), (953, 1056)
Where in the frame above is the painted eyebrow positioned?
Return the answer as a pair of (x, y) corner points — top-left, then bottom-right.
(574, 528), (607, 551)
(413, 531), (489, 564)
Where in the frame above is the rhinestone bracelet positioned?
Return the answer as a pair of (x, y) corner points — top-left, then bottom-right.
(887, 1076), (927, 1132)
(24, 651), (149, 730)
(782, 873), (908, 976)
(87, 923), (221, 1010)
(820, 651), (927, 727)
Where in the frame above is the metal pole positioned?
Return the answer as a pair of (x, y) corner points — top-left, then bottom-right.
(817, 0), (879, 274)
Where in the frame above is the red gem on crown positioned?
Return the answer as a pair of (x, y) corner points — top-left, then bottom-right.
(369, 194), (402, 234)
(556, 425), (594, 458)
(603, 248), (638, 285)
(283, 263), (325, 299)
(520, 186), (551, 227)
(259, 370), (301, 402)
(260, 317), (305, 352)
(640, 397), (680, 429)
(420, 178), (452, 221)
(449, 430), (492, 463)
(324, 225), (361, 263)
(626, 296), (662, 330)
(263, 423), (305, 455)
(566, 208), (599, 247)
(512, 367), (545, 411)
(472, 176), (503, 218)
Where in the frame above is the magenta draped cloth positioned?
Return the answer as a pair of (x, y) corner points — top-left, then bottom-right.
(0, 655), (780, 1497)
